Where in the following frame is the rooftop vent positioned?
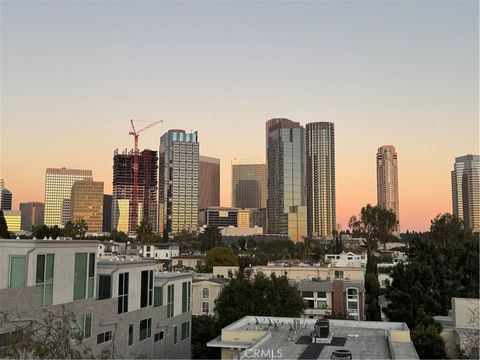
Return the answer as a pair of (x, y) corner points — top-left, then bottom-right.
(330, 349), (352, 359)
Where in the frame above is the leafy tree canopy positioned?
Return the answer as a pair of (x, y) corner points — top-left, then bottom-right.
(204, 247), (238, 273)
(214, 271), (304, 328)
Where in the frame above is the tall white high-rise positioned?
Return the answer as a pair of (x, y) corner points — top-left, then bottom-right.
(306, 122), (336, 237)
(376, 145), (400, 232)
(451, 155), (480, 232)
(44, 168), (93, 227)
(159, 130), (199, 235)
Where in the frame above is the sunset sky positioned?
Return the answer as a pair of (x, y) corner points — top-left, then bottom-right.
(1, 1), (478, 232)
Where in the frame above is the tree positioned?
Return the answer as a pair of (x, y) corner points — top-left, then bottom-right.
(64, 221), (77, 238)
(215, 271), (304, 328)
(237, 236), (246, 251)
(191, 315), (222, 359)
(364, 272), (382, 321)
(74, 219), (88, 239)
(204, 247), (238, 273)
(410, 324), (447, 359)
(136, 219), (155, 244)
(196, 226), (223, 252)
(348, 204), (397, 253)
(0, 306), (114, 359)
(0, 210), (10, 238)
(109, 230), (129, 242)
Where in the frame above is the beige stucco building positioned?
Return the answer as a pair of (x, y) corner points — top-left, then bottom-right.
(192, 278), (227, 316)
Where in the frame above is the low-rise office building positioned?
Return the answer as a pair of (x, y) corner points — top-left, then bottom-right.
(207, 316), (418, 359)
(0, 239), (192, 359)
(3, 210), (21, 233)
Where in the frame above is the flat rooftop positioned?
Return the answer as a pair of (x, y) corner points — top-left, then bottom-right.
(208, 316), (418, 359)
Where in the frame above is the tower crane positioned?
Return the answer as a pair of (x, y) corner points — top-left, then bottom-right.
(129, 119), (162, 232)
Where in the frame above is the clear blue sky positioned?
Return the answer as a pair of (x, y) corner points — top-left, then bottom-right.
(1, 0), (478, 231)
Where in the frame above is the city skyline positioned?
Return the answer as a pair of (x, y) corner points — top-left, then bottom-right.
(1, 1), (478, 232)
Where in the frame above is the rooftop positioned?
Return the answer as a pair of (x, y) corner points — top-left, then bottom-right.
(292, 279), (365, 293)
(208, 316), (418, 360)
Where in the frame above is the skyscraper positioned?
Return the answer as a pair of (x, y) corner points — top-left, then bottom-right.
(44, 168), (93, 227)
(1, 188), (12, 211)
(0, 178), (3, 209)
(112, 149), (158, 233)
(20, 202), (45, 231)
(266, 118), (306, 242)
(159, 129), (199, 235)
(452, 155), (480, 232)
(231, 160), (267, 209)
(376, 145), (400, 232)
(71, 179), (104, 232)
(306, 122), (336, 237)
(199, 156), (220, 210)
(103, 194), (112, 232)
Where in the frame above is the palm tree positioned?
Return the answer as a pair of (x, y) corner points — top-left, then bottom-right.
(74, 219), (88, 239)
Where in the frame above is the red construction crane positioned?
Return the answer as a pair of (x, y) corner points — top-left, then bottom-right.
(129, 119), (162, 232)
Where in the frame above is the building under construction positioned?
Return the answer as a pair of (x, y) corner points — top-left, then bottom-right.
(112, 148), (158, 233)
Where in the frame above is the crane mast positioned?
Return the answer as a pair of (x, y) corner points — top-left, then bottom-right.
(129, 119), (162, 233)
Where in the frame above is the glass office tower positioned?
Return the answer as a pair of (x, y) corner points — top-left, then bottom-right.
(306, 122), (336, 237)
(231, 160), (267, 209)
(266, 118), (306, 242)
(452, 154), (480, 232)
(44, 168), (93, 227)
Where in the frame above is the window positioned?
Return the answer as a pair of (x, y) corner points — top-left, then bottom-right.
(334, 270), (344, 279)
(9, 256), (27, 289)
(347, 288), (359, 320)
(182, 281), (191, 313)
(302, 291), (314, 298)
(167, 284), (174, 318)
(317, 292), (326, 298)
(202, 301), (209, 314)
(139, 318), (152, 341)
(154, 331), (164, 342)
(154, 286), (163, 307)
(0, 330), (22, 347)
(34, 254), (54, 307)
(173, 326), (177, 344)
(97, 330), (112, 344)
(128, 324), (133, 346)
(202, 288), (209, 299)
(98, 275), (112, 300)
(181, 322), (190, 340)
(74, 253), (95, 300)
(118, 272), (129, 314)
(75, 314), (92, 339)
(141, 270), (153, 308)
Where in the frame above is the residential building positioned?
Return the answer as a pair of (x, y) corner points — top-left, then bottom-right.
(266, 118), (306, 242)
(171, 256), (205, 270)
(434, 298), (480, 359)
(212, 266), (239, 278)
(102, 195), (112, 232)
(295, 279), (365, 320)
(324, 252), (367, 268)
(112, 149), (158, 234)
(231, 160), (267, 209)
(141, 243), (180, 260)
(377, 145), (400, 233)
(451, 154), (480, 232)
(192, 278), (227, 315)
(306, 122), (336, 237)
(97, 241), (126, 258)
(70, 179), (104, 232)
(44, 168), (93, 227)
(207, 316), (418, 359)
(19, 202), (45, 231)
(159, 130), (199, 235)
(3, 210), (21, 232)
(0, 239), (192, 359)
(1, 188), (12, 211)
(252, 263), (365, 281)
(199, 156), (220, 211)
